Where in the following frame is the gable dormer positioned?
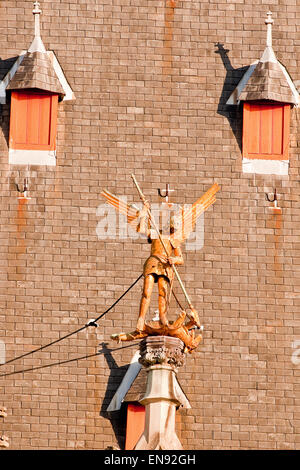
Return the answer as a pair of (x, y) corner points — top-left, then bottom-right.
(227, 12), (299, 175)
(0, 2), (74, 165)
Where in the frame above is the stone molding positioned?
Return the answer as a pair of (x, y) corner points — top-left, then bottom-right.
(139, 336), (185, 369)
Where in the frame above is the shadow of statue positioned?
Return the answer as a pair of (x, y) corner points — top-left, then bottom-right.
(0, 56), (19, 149)
(0, 337), (140, 450)
(215, 43), (249, 152)
(0, 56), (19, 82)
(99, 341), (139, 450)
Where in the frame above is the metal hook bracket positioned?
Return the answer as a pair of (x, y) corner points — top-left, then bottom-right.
(15, 178), (28, 194)
(266, 188), (282, 214)
(15, 178), (31, 200)
(265, 188), (277, 203)
(157, 183), (175, 202)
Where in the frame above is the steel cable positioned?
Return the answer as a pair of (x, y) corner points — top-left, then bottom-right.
(0, 274), (143, 369)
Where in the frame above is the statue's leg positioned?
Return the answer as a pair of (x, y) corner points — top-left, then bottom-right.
(158, 276), (169, 326)
(136, 274), (155, 331)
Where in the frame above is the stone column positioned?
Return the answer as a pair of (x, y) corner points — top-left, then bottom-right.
(134, 336), (186, 450)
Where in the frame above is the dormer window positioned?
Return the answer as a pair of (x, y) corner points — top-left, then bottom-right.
(0, 2), (74, 166)
(9, 90), (59, 152)
(243, 100), (290, 161)
(226, 11), (299, 175)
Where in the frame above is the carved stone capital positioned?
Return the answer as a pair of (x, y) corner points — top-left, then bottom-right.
(135, 336), (187, 450)
(139, 336), (185, 369)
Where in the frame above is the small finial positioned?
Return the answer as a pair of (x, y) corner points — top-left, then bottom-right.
(33, 1), (42, 15)
(33, 2), (42, 38)
(265, 11), (273, 47)
(265, 11), (274, 25)
(28, 1), (46, 52)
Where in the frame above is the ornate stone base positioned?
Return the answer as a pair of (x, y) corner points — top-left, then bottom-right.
(134, 336), (186, 451)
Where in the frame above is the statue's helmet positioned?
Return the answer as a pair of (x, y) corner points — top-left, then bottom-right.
(161, 214), (180, 234)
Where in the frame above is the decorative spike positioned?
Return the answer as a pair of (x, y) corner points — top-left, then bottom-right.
(33, 1), (42, 38)
(265, 11), (274, 47)
(28, 1), (46, 53)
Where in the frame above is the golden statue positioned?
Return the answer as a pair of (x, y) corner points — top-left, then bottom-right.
(101, 175), (219, 352)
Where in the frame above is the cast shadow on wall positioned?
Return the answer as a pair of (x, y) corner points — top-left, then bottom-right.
(99, 342), (136, 450)
(0, 56), (18, 148)
(215, 43), (247, 152)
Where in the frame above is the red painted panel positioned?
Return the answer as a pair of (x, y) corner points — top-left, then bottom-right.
(125, 403), (145, 450)
(9, 90), (58, 151)
(39, 94), (52, 146)
(246, 102), (260, 155)
(12, 92), (27, 145)
(27, 93), (40, 145)
(243, 101), (290, 160)
(260, 105), (273, 155)
(272, 105), (284, 155)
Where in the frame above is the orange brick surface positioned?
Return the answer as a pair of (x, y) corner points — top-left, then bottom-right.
(0, 0), (299, 450)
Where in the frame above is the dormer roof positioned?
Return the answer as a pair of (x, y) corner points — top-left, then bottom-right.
(227, 12), (299, 106)
(7, 51), (65, 98)
(0, 2), (74, 104)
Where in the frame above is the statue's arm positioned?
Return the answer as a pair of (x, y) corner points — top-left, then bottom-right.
(136, 202), (151, 236)
(168, 246), (184, 266)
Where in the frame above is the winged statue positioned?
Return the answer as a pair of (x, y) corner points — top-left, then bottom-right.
(101, 176), (220, 352)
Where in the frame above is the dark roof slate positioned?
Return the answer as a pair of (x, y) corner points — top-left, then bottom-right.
(7, 51), (64, 98)
(239, 58), (296, 105)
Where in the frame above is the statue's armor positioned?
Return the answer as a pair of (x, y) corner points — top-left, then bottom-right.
(143, 237), (176, 282)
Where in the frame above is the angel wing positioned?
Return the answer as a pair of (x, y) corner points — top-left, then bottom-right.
(171, 183), (220, 244)
(101, 189), (142, 230)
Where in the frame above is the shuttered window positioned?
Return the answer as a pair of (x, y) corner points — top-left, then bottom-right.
(125, 403), (145, 450)
(9, 90), (58, 151)
(243, 101), (290, 160)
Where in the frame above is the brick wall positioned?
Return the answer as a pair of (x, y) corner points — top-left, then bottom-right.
(0, 0), (299, 449)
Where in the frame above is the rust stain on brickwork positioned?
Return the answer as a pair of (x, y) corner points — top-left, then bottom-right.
(1, 0), (299, 452)
(266, 210), (283, 280)
(164, 0), (176, 44)
(163, 0), (176, 86)
(16, 198), (27, 253)
(273, 212), (283, 278)
(160, 0), (176, 138)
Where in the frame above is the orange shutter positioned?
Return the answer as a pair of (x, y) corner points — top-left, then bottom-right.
(125, 403), (145, 450)
(243, 101), (290, 160)
(9, 90), (58, 151)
